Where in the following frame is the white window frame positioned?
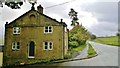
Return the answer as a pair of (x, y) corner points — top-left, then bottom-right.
(12, 42), (20, 51)
(13, 27), (21, 34)
(43, 42), (48, 50)
(48, 42), (53, 50)
(44, 26), (53, 33)
(43, 42), (53, 50)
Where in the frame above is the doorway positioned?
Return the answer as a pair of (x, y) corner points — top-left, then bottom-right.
(28, 41), (35, 58)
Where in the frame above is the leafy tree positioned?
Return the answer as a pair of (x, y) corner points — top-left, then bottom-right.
(0, 0), (37, 9)
(91, 34), (97, 40)
(68, 8), (79, 26)
(69, 41), (79, 48)
(69, 24), (91, 48)
(116, 33), (120, 36)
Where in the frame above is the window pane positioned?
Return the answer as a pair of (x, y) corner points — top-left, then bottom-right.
(49, 45), (52, 49)
(45, 30), (48, 32)
(49, 42), (52, 45)
(18, 30), (20, 33)
(49, 42), (53, 50)
(14, 31), (16, 33)
(45, 45), (48, 49)
(49, 30), (52, 32)
(12, 44), (16, 50)
(13, 45), (15, 49)
(44, 42), (48, 45)
(13, 42), (15, 45)
(16, 27), (20, 33)
(49, 26), (52, 29)
(45, 27), (48, 29)
(17, 42), (20, 45)
(17, 45), (20, 49)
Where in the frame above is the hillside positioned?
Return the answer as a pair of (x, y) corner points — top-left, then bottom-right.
(93, 36), (119, 46)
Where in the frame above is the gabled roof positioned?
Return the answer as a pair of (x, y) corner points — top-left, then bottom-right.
(7, 8), (67, 27)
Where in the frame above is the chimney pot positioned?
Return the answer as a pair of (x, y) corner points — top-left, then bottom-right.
(61, 19), (63, 22)
(37, 5), (43, 14)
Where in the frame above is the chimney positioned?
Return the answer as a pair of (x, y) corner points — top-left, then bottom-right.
(61, 19), (63, 22)
(37, 5), (43, 14)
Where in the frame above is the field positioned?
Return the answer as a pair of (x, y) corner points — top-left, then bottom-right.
(93, 36), (119, 46)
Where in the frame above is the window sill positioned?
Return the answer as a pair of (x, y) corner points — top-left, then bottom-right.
(13, 34), (20, 35)
(44, 32), (53, 34)
(12, 49), (20, 51)
(28, 56), (35, 59)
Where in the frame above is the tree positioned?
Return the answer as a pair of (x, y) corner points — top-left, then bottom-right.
(91, 34), (96, 40)
(69, 24), (91, 48)
(68, 8), (79, 26)
(116, 33), (120, 36)
(0, 0), (37, 9)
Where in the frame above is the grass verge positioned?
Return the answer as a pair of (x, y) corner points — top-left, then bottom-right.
(87, 43), (97, 58)
(72, 44), (86, 52)
(64, 44), (87, 59)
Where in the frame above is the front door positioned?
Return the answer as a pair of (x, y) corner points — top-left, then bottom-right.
(28, 41), (35, 58)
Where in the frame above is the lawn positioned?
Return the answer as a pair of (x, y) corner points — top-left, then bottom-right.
(93, 36), (119, 46)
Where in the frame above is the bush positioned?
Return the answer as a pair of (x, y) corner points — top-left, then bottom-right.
(69, 41), (79, 48)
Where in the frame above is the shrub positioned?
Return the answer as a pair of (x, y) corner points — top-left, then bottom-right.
(69, 41), (79, 48)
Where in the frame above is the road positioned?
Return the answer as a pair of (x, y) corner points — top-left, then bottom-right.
(3, 41), (119, 67)
(50, 41), (118, 66)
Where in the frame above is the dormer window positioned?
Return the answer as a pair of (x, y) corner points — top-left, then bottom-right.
(44, 26), (53, 33)
(13, 27), (21, 34)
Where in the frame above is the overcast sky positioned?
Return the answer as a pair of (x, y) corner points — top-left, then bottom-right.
(0, 0), (119, 44)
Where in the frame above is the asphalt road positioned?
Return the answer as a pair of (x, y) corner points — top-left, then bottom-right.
(55, 41), (118, 66)
(12, 41), (119, 68)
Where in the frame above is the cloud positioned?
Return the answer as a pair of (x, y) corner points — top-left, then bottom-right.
(0, 0), (119, 44)
(80, 2), (118, 36)
(81, 2), (118, 22)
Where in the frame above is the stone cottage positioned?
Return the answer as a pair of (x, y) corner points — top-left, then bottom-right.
(3, 4), (68, 65)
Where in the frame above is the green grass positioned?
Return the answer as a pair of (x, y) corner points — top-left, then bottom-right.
(87, 43), (97, 58)
(72, 44), (86, 52)
(93, 36), (119, 46)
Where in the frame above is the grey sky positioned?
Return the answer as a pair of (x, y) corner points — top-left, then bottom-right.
(0, 0), (119, 44)
(80, 2), (118, 36)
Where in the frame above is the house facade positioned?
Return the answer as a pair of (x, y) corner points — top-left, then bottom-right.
(3, 4), (68, 65)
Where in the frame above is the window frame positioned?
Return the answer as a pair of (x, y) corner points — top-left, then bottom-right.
(48, 42), (53, 50)
(44, 26), (53, 33)
(12, 42), (20, 51)
(43, 41), (53, 50)
(13, 27), (21, 34)
(43, 42), (48, 50)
